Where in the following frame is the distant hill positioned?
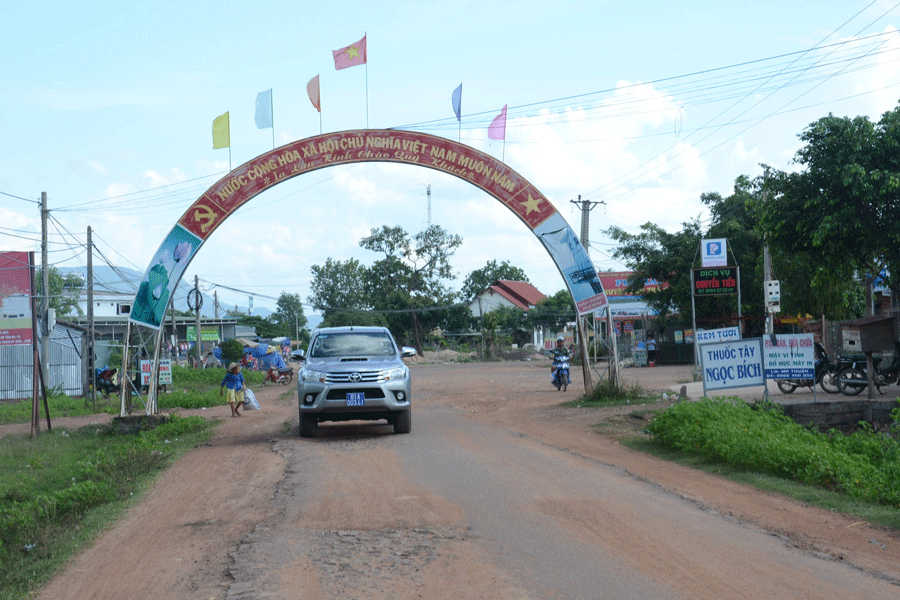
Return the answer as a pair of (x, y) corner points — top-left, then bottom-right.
(57, 266), (273, 318)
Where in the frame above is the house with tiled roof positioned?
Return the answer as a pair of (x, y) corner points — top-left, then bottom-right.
(468, 280), (547, 318)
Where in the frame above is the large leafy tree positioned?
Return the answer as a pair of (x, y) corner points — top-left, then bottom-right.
(525, 289), (576, 332)
(361, 224), (463, 354)
(758, 104), (900, 316)
(606, 220), (701, 319)
(35, 266), (81, 317)
(273, 292), (308, 341)
(307, 257), (370, 320)
(607, 177), (767, 334)
(460, 260), (530, 302)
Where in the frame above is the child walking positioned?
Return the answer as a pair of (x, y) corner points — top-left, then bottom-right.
(220, 362), (246, 417)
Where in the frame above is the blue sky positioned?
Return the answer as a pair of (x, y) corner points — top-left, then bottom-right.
(1, 0), (899, 318)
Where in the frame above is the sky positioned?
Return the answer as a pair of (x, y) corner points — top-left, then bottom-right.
(1, 0), (899, 322)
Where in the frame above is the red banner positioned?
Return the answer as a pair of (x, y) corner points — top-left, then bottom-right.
(0, 251), (34, 345)
(179, 130), (558, 240)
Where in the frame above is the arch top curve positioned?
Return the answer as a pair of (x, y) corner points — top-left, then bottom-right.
(129, 129), (607, 330)
(179, 129), (558, 240)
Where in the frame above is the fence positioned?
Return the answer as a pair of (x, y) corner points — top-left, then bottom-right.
(0, 340), (83, 400)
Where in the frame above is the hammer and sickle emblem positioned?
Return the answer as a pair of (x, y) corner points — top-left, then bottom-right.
(193, 204), (218, 233)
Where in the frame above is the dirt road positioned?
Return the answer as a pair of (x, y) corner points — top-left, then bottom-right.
(28, 361), (900, 599)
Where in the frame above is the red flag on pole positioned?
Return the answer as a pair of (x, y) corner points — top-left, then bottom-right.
(332, 35), (367, 70)
(307, 75), (321, 112)
(488, 104), (507, 140)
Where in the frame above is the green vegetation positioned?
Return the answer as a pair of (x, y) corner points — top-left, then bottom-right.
(646, 398), (900, 510)
(564, 376), (647, 408)
(0, 366), (266, 425)
(0, 414), (212, 599)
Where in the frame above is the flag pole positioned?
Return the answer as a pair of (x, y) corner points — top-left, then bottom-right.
(271, 89), (276, 149)
(365, 31), (369, 128)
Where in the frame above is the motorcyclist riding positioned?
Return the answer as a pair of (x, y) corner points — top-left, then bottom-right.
(550, 336), (571, 389)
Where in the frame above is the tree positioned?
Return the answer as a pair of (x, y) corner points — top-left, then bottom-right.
(360, 225), (463, 354)
(526, 289), (576, 332)
(607, 177), (767, 334)
(34, 266), (81, 317)
(233, 315), (280, 339)
(607, 220), (701, 320)
(758, 104), (900, 316)
(307, 258), (370, 320)
(273, 292), (308, 340)
(460, 260), (530, 302)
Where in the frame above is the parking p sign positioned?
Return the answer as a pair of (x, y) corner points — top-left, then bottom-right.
(702, 238), (727, 267)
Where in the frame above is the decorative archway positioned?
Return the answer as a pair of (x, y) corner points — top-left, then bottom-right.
(124, 130), (608, 413)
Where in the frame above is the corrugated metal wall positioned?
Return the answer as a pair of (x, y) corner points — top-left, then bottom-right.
(0, 335), (84, 400)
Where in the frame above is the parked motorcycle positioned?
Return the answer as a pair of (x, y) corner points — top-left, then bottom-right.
(837, 342), (900, 396)
(551, 352), (570, 392)
(263, 366), (294, 386)
(776, 342), (839, 394)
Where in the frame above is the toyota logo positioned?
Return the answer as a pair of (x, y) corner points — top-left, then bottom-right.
(349, 372), (362, 382)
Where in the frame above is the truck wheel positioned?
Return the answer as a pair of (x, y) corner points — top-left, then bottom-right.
(300, 413), (317, 438)
(394, 409), (411, 434)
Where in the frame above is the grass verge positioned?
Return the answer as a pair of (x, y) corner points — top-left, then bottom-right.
(605, 397), (900, 530)
(0, 414), (213, 600)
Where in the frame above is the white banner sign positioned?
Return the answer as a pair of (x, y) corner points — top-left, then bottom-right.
(763, 334), (815, 380)
(695, 327), (740, 345)
(701, 238), (727, 267)
(700, 338), (764, 394)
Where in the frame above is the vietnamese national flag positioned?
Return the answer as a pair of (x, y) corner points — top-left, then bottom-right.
(332, 35), (367, 70)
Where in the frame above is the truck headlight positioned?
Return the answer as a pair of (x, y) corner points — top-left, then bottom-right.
(302, 369), (325, 383)
(384, 367), (407, 381)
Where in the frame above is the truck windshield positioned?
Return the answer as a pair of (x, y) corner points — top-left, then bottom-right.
(309, 332), (396, 358)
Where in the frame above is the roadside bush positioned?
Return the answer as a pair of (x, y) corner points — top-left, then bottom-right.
(219, 339), (244, 364)
(647, 398), (900, 507)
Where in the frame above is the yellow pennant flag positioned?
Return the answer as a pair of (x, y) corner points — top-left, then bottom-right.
(212, 112), (230, 149)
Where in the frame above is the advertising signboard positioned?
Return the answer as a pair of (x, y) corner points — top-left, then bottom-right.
(141, 359), (173, 386)
(695, 327), (741, 345)
(692, 267), (739, 296)
(763, 334), (815, 380)
(699, 338), (764, 395)
(0, 252), (34, 346)
(701, 238), (727, 267)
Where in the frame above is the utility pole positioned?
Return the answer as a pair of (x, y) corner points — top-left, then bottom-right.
(195, 275), (202, 367)
(569, 195), (607, 391)
(214, 290), (219, 318)
(424, 183), (432, 227)
(570, 194), (618, 388)
(40, 192), (50, 386)
(569, 195), (604, 248)
(87, 227), (94, 401)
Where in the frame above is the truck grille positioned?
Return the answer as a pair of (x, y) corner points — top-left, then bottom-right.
(325, 371), (385, 383)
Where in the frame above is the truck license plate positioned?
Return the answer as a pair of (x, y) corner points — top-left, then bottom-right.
(346, 392), (365, 406)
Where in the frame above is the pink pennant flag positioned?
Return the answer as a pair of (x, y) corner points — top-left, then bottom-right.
(307, 75), (321, 112)
(332, 35), (367, 70)
(488, 104), (507, 140)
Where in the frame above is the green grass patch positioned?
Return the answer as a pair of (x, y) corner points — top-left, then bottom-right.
(0, 395), (119, 425)
(0, 414), (213, 599)
(0, 366), (268, 425)
(563, 376), (648, 408)
(629, 397), (900, 527)
(623, 436), (900, 530)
